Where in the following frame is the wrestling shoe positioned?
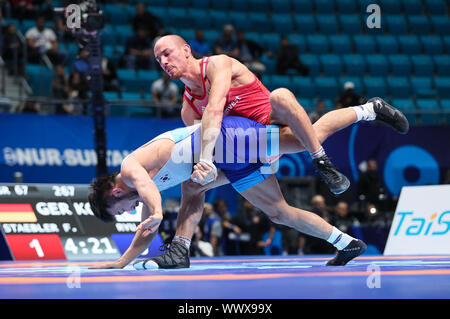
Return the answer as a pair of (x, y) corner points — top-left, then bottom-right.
(150, 240), (190, 269)
(326, 239), (367, 266)
(369, 97), (409, 134)
(313, 154), (350, 195)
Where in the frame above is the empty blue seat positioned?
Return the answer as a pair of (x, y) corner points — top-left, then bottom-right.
(366, 55), (389, 76)
(336, 0), (357, 13)
(104, 91), (120, 101)
(294, 14), (316, 34)
(425, 0), (447, 15)
(150, 7), (168, 23)
(401, 0), (423, 14)
(209, 10), (229, 30)
(416, 99), (441, 124)
(167, 8), (193, 29)
(270, 0), (291, 13)
(385, 15), (408, 35)
(272, 14), (294, 34)
(292, 0), (313, 13)
(339, 15), (361, 35)
(315, 77), (339, 99)
(353, 35), (377, 54)
(138, 70), (160, 83)
(411, 77), (435, 98)
(398, 35), (422, 54)
(104, 4), (130, 25)
(388, 55), (412, 76)
(307, 35), (329, 54)
(440, 99), (450, 124)
(171, 0), (192, 7)
(288, 34), (307, 53)
(329, 35), (353, 54)
(229, 12), (251, 31)
(249, 13), (272, 32)
(387, 77), (411, 98)
(260, 54), (276, 74)
(314, 0), (336, 13)
(431, 16), (450, 35)
(443, 36), (450, 53)
(320, 55), (343, 76)
(420, 35), (444, 54)
(261, 33), (281, 52)
(411, 55), (434, 76)
(210, 0), (229, 10)
(270, 75), (297, 93)
(177, 29), (196, 42)
(408, 16), (431, 34)
(435, 77), (450, 98)
(292, 77), (316, 99)
(188, 9), (211, 29)
(26, 64), (53, 96)
(191, 0), (211, 9)
(379, 0), (402, 14)
(203, 30), (220, 44)
(433, 56), (450, 76)
(363, 77), (387, 98)
(245, 32), (262, 44)
(114, 25), (134, 45)
(230, 0), (248, 11)
(300, 54), (320, 77)
(249, 0), (270, 12)
(316, 15), (339, 34)
(343, 54), (366, 76)
(376, 35), (399, 54)
(391, 98), (417, 123)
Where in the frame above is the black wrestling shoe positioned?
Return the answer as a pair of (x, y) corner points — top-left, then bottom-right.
(326, 239), (367, 266)
(150, 240), (190, 269)
(313, 154), (350, 195)
(369, 97), (409, 134)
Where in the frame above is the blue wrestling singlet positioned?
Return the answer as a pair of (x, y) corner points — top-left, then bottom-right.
(191, 116), (280, 193)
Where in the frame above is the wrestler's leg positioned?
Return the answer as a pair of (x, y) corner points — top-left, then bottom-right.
(279, 107), (358, 154)
(240, 175), (366, 265)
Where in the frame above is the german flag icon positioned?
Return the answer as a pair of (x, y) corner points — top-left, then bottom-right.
(0, 204), (37, 223)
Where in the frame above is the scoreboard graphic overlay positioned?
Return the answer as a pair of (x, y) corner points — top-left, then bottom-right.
(0, 183), (164, 260)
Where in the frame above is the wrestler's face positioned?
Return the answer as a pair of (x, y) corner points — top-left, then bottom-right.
(154, 38), (188, 80)
(107, 187), (140, 216)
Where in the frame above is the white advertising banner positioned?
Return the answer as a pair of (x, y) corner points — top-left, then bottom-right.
(384, 185), (450, 255)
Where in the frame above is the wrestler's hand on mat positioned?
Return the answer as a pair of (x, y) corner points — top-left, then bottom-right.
(191, 160), (217, 185)
(136, 213), (163, 237)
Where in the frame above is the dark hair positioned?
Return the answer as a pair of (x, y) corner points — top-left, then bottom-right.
(88, 172), (119, 223)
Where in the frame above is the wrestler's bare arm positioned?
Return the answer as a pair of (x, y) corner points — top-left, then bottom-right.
(199, 55), (232, 162)
(181, 99), (201, 126)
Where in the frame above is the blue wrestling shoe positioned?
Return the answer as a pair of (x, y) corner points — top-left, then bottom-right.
(369, 97), (409, 134)
(134, 240), (190, 269)
(326, 239), (367, 266)
(313, 154), (350, 195)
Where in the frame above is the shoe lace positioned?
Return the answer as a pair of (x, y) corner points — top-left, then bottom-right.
(315, 157), (340, 182)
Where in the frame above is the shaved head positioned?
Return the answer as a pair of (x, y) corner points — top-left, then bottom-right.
(153, 34), (192, 80)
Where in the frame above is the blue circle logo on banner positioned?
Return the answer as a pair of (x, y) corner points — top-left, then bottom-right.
(383, 145), (440, 195)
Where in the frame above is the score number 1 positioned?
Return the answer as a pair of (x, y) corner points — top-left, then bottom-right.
(29, 238), (45, 258)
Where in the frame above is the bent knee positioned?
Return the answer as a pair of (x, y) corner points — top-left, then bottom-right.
(269, 88), (295, 106)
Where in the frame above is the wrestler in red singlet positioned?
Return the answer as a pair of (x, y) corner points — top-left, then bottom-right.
(183, 57), (272, 125)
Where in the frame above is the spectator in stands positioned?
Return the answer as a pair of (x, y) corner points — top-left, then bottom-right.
(298, 195), (335, 255)
(66, 71), (89, 115)
(10, 0), (36, 20)
(25, 16), (67, 65)
(333, 201), (358, 234)
(232, 199), (275, 255)
(201, 203), (223, 256)
(18, 99), (40, 113)
(131, 3), (163, 42)
(308, 100), (327, 123)
(102, 56), (120, 93)
(37, 0), (53, 21)
(151, 72), (179, 117)
(189, 30), (212, 58)
(2, 24), (25, 75)
(51, 64), (72, 115)
(190, 225), (214, 257)
(236, 30), (266, 79)
(214, 198), (241, 237)
(213, 24), (239, 59)
(124, 27), (153, 70)
(74, 47), (90, 75)
(336, 81), (365, 108)
(53, 16), (75, 43)
(357, 158), (384, 208)
(276, 36), (309, 76)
